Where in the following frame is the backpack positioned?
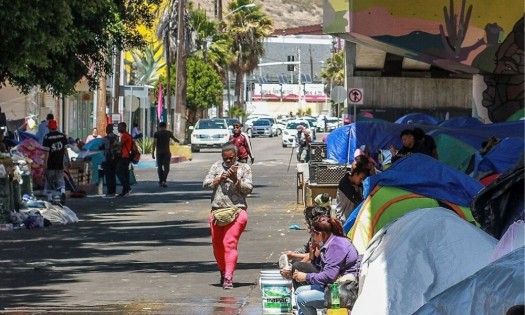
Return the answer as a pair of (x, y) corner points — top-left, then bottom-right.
(129, 140), (141, 164)
(108, 134), (122, 161)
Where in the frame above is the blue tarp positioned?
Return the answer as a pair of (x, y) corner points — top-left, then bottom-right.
(395, 113), (439, 125)
(343, 154), (485, 233)
(17, 130), (39, 142)
(477, 138), (525, 174)
(326, 119), (525, 165)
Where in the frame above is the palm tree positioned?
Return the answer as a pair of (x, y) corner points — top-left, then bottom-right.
(125, 43), (166, 85)
(189, 8), (234, 117)
(224, 0), (274, 106)
(321, 50), (345, 87)
(155, 0), (192, 133)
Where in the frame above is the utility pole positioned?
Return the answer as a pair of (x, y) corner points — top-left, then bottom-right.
(97, 71), (107, 135)
(174, 0), (187, 140)
(165, 32), (171, 130)
(215, 0), (222, 20)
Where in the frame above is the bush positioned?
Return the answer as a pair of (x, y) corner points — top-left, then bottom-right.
(135, 137), (154, 154)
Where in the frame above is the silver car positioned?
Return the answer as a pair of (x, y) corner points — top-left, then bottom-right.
(251, 119), (273, 137)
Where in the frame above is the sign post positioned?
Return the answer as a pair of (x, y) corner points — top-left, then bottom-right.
(330, 86), (347, 120)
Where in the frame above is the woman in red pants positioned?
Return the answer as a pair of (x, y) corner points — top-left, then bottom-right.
(203, 143), (253, 289)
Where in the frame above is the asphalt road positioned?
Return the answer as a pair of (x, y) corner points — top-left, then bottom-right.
(0, 134), (319, 314)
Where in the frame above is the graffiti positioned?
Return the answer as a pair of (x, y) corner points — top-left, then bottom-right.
(439, 0), (472, 59)
(482, 17), (524, 122)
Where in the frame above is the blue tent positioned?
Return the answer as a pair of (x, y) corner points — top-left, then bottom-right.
(326, 121), (406, 164)
(343, 154), (484, 233)
(395, 112), (439, 125)
(476, 137), (525, 175)
(326, 119), (525, 165)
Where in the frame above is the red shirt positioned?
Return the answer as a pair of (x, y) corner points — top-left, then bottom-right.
(120, 132), (132, 158)
(229, 133), (252, 160)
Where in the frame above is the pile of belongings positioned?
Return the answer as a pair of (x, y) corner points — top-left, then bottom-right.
(10, 196), (79, 228)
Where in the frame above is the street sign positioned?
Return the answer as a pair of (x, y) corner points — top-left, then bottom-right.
(331, 86), (347, 103)
(348, 88), (364, 105)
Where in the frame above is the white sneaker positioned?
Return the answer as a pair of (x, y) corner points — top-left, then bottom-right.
(279, 253), (291, 270)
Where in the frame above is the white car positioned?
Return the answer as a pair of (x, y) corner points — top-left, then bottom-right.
(189, 118), (230, 152)
(281, 120), (314, 147)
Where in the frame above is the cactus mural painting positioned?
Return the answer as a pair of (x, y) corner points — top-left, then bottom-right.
(323, 0), (524, 122)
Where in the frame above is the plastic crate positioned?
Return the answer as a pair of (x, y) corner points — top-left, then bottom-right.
(310, 143), (327, 162)
(309, 163), (347, 184)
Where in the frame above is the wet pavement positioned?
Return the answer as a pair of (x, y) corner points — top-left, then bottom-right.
(0, 137), (309, 314)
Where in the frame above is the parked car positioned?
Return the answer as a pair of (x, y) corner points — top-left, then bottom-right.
(327, 117), (342, 131)
(318, 116), (342, 132)
(258, 117), (280, 136)
(189, 118), (230, 152)
(281, 120), (314, 147)
(225, 118), (241, 130)
(300, 116), (318, 132)
(251, 119), (274, 137)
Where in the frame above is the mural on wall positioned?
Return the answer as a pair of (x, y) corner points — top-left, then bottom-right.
(481, 17), (524, 122)
(323, 0), (524, 122)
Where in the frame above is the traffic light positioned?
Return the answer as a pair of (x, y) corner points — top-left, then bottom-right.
(287, 55), (295, 71)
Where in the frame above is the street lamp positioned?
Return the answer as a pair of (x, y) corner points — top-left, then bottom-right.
(225, 3), (256, 17)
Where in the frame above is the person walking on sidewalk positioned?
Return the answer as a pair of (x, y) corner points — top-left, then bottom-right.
(42, 119), (70, 204)
(229, 123), (254, 164)
(116, 122), (132, 197)
(102, 124), (120, 198)
(203, 143), (253, 289)
(152, 122), (181, 187)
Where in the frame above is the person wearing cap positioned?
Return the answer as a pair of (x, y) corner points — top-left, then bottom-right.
(294, 125), (311, 163)
(229, 122), (254, 164)
(42, 119), (70, 205)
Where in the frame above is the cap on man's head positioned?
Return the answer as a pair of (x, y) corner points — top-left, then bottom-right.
(47, 119), (58, 129)
(297, 125), (304, 131)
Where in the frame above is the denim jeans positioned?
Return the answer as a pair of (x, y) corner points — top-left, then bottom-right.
(295, 284), (325, 315)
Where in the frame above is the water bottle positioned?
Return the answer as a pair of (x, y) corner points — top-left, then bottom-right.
(330, 283), (340, 309)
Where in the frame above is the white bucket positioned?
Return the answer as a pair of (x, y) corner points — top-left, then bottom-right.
(260, 270), (292, 314)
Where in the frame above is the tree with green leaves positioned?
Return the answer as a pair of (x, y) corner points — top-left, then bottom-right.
(321, 50), (345, 87)
(223, 0), (274, 106)
(0, 0), (161, 95)
(185, 57), (222, 125)
(189, 8), (234, 118)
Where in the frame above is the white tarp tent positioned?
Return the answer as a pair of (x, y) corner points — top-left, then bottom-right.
(353, 207), (498, 315)
(414, 247), (524, 315)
